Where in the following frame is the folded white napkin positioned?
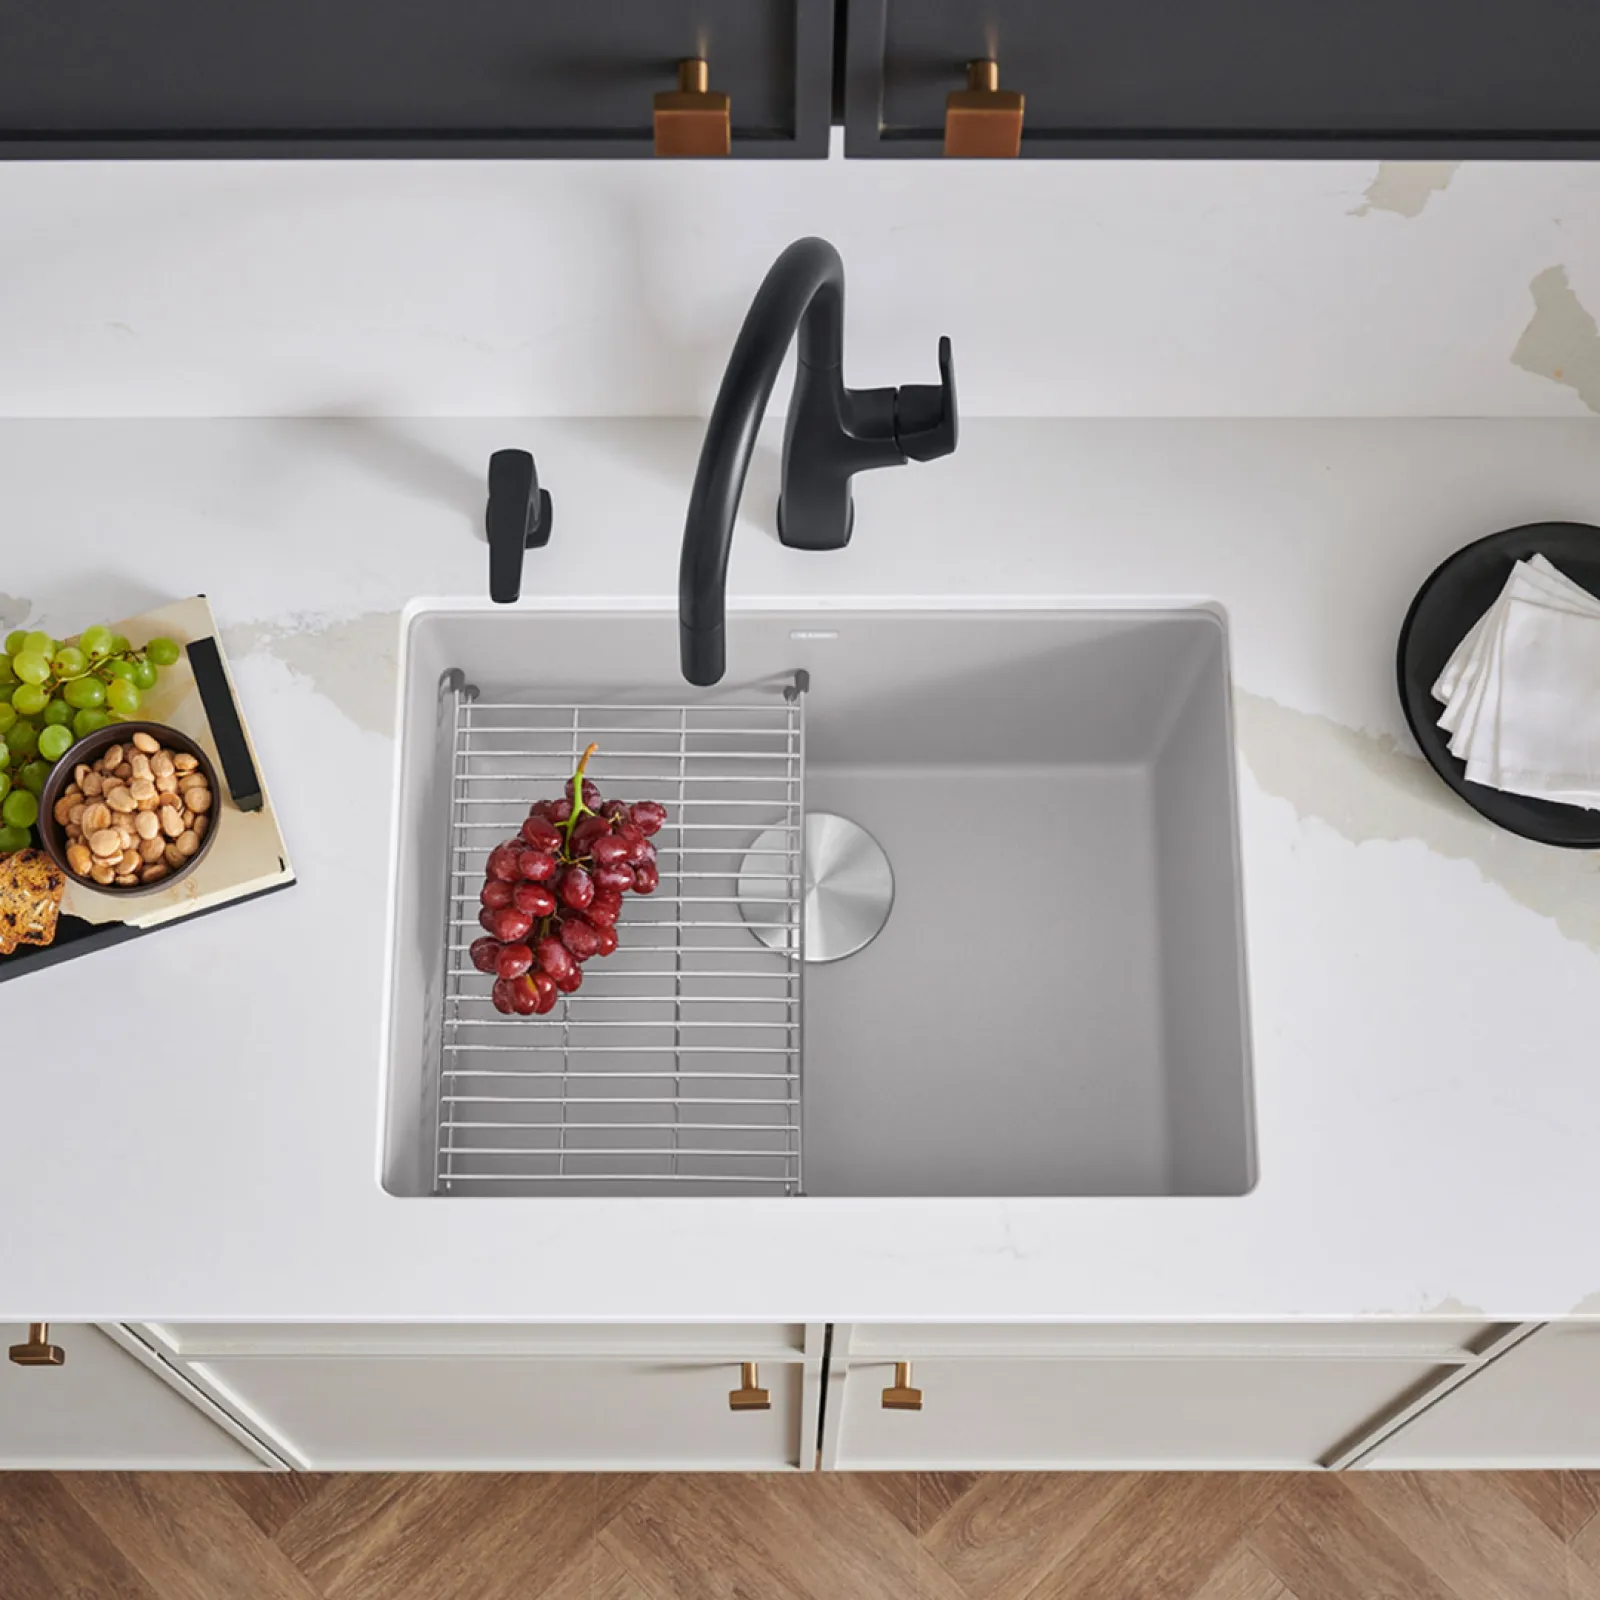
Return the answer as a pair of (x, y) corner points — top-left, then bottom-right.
(1431, 554), (1600, 810)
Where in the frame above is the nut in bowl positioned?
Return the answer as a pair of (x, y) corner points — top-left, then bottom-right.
(36, 722), (220, 896)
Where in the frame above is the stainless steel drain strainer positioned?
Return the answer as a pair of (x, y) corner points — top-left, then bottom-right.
(738, 811), (894, 963)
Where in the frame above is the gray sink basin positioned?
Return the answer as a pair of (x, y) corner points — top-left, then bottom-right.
(382, 605), (1254, 1198)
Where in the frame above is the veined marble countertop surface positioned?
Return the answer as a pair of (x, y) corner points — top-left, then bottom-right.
(3, 416), (1598, 1323)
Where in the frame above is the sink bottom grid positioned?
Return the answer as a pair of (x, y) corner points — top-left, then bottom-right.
(432, 675), (806, 1196)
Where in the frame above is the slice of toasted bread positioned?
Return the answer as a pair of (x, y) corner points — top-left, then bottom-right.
(0, 848), (67, 955)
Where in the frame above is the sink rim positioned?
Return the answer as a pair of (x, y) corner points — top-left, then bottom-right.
(398, 594), (1233, 628)
(381, 597), (1255, 1199)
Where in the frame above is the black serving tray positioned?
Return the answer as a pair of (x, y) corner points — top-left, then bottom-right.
(1397, 521), (1600, 849)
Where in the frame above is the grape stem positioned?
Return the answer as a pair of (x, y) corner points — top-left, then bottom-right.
(560, 742), (600, 851)
(539, 742), (601, 948)
(24, 644), (151, 701)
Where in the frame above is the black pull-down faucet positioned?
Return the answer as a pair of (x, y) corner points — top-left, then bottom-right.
(679, 236), (958, 686)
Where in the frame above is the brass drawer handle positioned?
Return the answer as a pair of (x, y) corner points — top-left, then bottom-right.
(944, 60), (1025, 158)
(9, 1324), (65, 1367)
(655, 58), (731, 158)
(882, 1361), (923, 1411)
(728, 1361), (771, 1410)
(728, 1361), (771, 1411)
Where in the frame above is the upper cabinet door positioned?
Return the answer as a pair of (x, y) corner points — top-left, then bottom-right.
(844, 0), (1600, 157)
(0, 0), (833, 157)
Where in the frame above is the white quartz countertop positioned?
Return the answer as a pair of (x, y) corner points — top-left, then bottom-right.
(3, 416), (1599, 1323)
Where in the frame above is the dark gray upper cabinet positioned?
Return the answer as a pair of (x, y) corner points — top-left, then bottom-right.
(0, 0), (831, 157)
(844, 0), (1600, 157)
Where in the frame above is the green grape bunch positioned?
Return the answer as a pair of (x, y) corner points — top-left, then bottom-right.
(0, 625), (183, 854)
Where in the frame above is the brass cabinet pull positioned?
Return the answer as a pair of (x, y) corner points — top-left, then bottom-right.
(944, 60), (1025, 158)
(728, 1361), (771, 1410)
(654, 58), (731, 157)
(881, 1361), (923, 1411)
(8, 1324), (65, 1367)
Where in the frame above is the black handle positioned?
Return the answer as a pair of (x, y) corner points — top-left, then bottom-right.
(894, 336), (958, 464)
(186, 636), (264, 811)
(486, 449), (553, 604)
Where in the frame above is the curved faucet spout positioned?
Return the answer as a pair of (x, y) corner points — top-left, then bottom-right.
(680, 236), (958, 687)
(680, 238), (845, 687)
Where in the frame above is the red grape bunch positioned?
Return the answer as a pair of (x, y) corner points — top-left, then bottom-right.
(469, 743), (668, 1016)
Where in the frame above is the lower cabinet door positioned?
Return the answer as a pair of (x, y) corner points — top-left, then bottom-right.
(0, 1324), (264, 1468)
(828, 1355), (1447, 1469)
(1361, 1324), (1600, 1467)
(191, 1356), (814, 1470)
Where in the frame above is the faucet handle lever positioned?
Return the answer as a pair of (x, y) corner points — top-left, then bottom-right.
(894, 336), (958, 463)
(486, 448), (553, 604)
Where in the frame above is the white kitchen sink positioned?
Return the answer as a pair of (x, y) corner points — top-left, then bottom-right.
(382, 606), (1254, 1198)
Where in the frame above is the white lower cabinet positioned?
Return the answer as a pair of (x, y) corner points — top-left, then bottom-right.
(822, 1323), (1501, 1470)
(826, 1356), (1452, 1470)
(188, 1358), (812, 1471)
(139, 1324), (825, 1471)
(1361, 1323), (1600, 1467)
(0, 1323), (268, 1469)
(87, 1317), (1600, 1472)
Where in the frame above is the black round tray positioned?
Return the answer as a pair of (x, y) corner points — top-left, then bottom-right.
(1397, 521), (1600, 848)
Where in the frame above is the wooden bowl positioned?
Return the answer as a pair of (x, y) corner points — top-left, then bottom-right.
(36, 721), (222, 897)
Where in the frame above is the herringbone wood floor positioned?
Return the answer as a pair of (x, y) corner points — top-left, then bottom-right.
(4, 1470), (1600, 1599)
